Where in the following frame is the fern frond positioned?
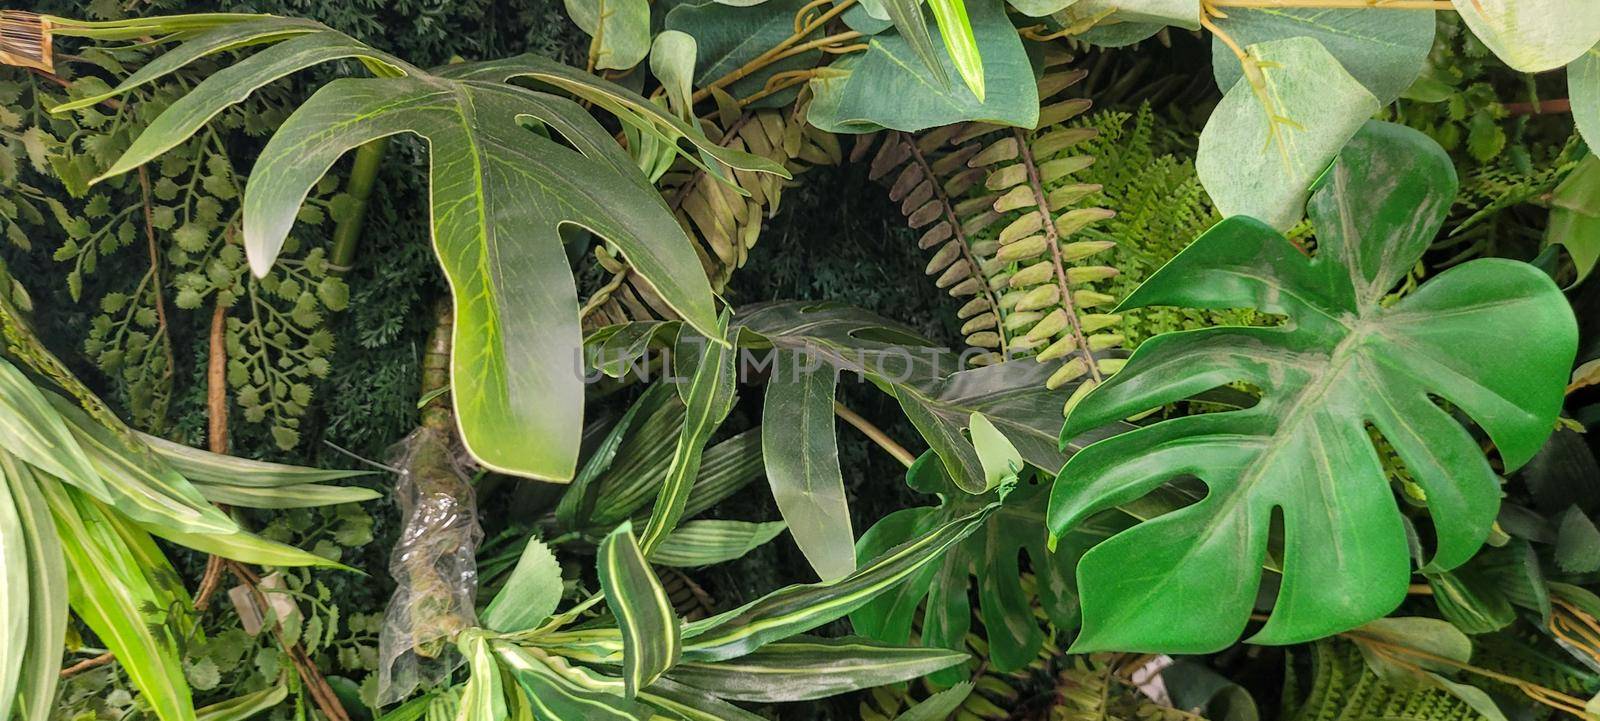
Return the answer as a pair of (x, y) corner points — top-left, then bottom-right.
(582, 104), (840, 328)
(1286, 640), (1488, 721)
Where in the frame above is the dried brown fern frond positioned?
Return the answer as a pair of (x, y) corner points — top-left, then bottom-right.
(582, 94), (840, 330)
(658, 565), (717, 622)
(0, 11), (51, 72)
(863, 53), (1123, 414)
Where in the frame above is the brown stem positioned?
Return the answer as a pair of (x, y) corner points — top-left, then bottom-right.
(59, 652), (114, 678)
(420, 299), (454, 432)
(226, 561), (352, 721)
(207, 300), (228, 454)
(834, 401), (916, 467)
(136, 166), (175, 414)
(1504, 98), (1571, 116)
(689, 0), (857, 104)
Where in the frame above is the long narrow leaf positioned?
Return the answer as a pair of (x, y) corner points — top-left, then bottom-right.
(195, 684), (289, 721)
(192, 481), (380, 509)
(929, 0), (983, 101)
(43, 483), (195, 721)
(0, 455), (64, 721)
(880, 0), (950, 92)
(137, 430), (369, 487)
(599, 522), (682, 697)
(458, 632), (508, 721)
(638, 317), (737, 556)
(762, 350), (852, 580)
(495, 645), (649, 720)
(680, 503), (996, 661)
(556, 383), (661, 527)
(0, 358), (104, 500)
(653, 520), (787, 568)
(665, 636), (966, 702)
(636, 677), (767, 721)
(0, 452), (31, 721)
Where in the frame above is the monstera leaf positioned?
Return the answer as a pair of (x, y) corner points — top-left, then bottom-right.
(852, 452), (1133, 683)
(68, 19), (785, 482)
(1048, 122), (1577, 653)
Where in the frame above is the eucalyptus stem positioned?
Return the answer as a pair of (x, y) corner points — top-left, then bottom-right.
(329, 137), (388, 273)
(833, 401), (916, 467)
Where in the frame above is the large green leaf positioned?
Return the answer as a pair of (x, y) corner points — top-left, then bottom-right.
(762, 349), (852, 581)
(1197, 37), (1379, 231)
(1048, 122), (1577, 653)
(664, 636), (966, 702)
(81, 18), (781, 482)
(680, 501), (995, 661)
(1450, 0), (1600, 72)
(245, 75), (711, 481)
(1208, 8), (1434, 104)
(598, 522), (682, 697)
(805, 0), (1035, 133)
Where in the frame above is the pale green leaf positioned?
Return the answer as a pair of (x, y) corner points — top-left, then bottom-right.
(565, 0), (651, 70)
(666, 636), (966, 701)
(969, 411), (1022, 491)
(1451, 0), (1600, 72)
(1197, 37), (1379, 231)
(483, 536), (563, 633)
(1208, 7), (1434, 104)
(195, 684), (289, 721)
(1, 455), (65, 721)
(1571, 45), (1600, 165)
(649, 31), (698, 119)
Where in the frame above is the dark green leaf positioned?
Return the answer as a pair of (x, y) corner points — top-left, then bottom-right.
(599, 522), (682, 697)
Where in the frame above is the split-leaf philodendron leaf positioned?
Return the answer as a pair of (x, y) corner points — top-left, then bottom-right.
(1049, 121), (1577, 653)
(70, 17), (785, 482)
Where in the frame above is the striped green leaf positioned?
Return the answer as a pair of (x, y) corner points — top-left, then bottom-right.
(483, 536), (562, 633)
(0, 453), (31, 721)
(653, 520), (787, 568)
(762, 350), (852, 581)
(0, 455), (65, 721)
(458, 632), (508, 721)
(138, 520), (349, 569)
(48, 395), (233, 534)
(190, 482), (380, 509)
(0, 358), (104, 501)
(138, 431), (369, 487)
(638, 317), (738, 556)
(557, 383), (663, 527)
(665, 636), (966, 702)
(599, 522), (682, 697)
(43, 483), (195, 721)
(195, 684), (289, 721)
(495, 645), (650, 720)
(680, 503), (996, 662)
(636, 677), (767, 721)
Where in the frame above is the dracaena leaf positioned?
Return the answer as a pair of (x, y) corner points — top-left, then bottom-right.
(637, 317), (737, 555)
(1049, 122), (1577, 653)
(681, 501), (995, 662)
(599, 522), (682, 697)
(0, 455), (64, 721)
(651, 520), (787, 568)
(496, 644), (650, 720)
(664, 636), (966, 702)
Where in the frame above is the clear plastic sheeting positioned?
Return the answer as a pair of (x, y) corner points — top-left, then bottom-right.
(376, 426), (483, 704)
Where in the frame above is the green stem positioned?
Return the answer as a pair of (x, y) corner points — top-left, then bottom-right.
(329, 138), (389, 272)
